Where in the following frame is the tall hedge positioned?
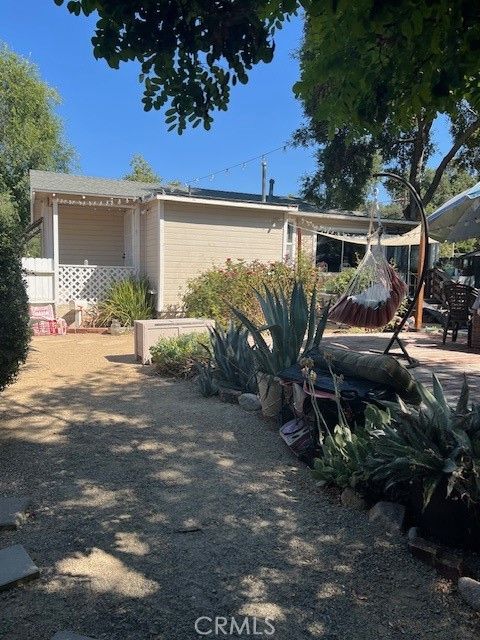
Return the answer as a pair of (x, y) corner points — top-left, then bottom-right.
(0, 215), (30, 390)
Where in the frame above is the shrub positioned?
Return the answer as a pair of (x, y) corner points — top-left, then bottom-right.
(208, 323), (257, 393)
(150, 332), (209, 378)
(96, 276), (155, 326)
(182, 254), (324, 326)
(0, 212), (30, 390)
(324, 268), (356, 296)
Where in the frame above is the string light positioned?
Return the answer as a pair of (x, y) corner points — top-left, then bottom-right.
(186, 143), (291, 186)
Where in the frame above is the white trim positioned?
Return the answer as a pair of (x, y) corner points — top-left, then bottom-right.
(285, 219), (296, 262)
(132, 205), (141, 271)
(281, 213), (288, 261)
(154, 193), (297, 212)
(156, 200), (165, 313)
(52, 198), (59, 304)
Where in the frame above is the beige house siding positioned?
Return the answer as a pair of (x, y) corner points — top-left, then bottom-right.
(162, 202), (284, 309)
(58, 205), (125, 265)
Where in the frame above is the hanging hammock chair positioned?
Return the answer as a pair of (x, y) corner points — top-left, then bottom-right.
(328, 201), (408, 329)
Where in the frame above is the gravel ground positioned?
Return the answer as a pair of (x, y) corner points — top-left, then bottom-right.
(0, 334), (479, 640)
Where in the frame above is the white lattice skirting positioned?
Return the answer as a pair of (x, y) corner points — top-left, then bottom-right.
(58, 264), (135, 303)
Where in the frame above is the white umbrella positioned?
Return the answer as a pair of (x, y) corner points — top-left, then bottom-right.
(428, 182), (480, 242)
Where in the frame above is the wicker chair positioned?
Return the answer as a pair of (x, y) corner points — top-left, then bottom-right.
(442, 283), (477, 345)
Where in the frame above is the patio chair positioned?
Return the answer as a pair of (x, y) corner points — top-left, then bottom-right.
(442, 283), (477, 345)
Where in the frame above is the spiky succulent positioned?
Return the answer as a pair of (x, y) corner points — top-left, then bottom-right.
(208, 322), (257, 393)
(232, 281), (329, 376)
(366, 375), (480, 509)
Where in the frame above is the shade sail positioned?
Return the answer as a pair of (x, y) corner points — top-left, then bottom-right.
(428, 182), (480, 242)
(315, 224), (436, 246)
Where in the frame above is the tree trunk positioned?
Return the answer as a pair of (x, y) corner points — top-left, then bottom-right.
(403, 117), (432, 220)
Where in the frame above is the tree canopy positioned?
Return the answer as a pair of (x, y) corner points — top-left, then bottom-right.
(123, 154), (161, 183)
(0, 45), (74, 226)
(54, 0), (299, 133)
(295, 6), (480, 219)
(54, 1), (480, 135)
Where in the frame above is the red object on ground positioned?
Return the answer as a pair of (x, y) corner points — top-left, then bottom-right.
(29, 305), (67, 336)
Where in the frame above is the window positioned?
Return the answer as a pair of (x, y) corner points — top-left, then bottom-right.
(285, 222), (295, 262)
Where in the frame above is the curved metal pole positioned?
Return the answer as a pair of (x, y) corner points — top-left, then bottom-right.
(372, 172), (430, 359)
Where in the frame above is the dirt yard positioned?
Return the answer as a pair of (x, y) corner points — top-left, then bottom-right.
(0, 334), (478, 639)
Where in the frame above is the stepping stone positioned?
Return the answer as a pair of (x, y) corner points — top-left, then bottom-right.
(52, 632), (96, 640)
(0, 496), (30, 530)
(0, 544), (39, 591)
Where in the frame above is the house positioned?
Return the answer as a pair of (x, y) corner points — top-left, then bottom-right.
(25, 169), (418, 319)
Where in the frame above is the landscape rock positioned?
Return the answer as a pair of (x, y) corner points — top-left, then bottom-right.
(458, 577), (480, 611)
(0, 545), (39, 591)
(238, 393), (261, 412)
(368, 501), (405, 533)
(218, 387), (242, 404)
(407, 526), (420, 541)
(0, 496), (30, 530)
(408, 537), (439, 566)
(340, 487), (367, 510)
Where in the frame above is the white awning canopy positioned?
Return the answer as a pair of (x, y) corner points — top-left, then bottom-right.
(314, 224), (437, 246)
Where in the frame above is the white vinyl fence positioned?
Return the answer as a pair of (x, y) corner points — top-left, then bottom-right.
(22, 257), (54, 303)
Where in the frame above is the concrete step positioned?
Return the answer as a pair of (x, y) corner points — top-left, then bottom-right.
(0, 496), (30, 530)
(0, 544), (39, 591)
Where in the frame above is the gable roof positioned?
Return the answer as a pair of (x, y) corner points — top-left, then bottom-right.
(30, 169), (370, 218)
(30, 170), (417, 229)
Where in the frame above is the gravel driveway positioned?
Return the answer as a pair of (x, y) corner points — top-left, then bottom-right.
(0, 334), (478, 639)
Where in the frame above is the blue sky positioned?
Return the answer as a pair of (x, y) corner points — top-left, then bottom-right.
(0, 1), (452, 197)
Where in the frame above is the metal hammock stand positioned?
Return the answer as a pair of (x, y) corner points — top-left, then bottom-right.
(374, 172), (430, 368)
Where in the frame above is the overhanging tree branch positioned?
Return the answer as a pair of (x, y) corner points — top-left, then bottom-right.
(423, 117), (480, 207)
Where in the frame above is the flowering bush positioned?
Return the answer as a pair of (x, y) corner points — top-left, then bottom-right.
(183, 255), (325, 326)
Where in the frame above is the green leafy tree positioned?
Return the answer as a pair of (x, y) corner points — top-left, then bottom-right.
(123, 154), (161, 183)
(54, 0), (298, 133)
(0, 198), (30, 390)
(54, 1), (480, 137)
(294, 3), (480, 220)
(0, 44), (74, 226)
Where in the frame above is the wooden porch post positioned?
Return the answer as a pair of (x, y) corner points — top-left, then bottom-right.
(415, 231), (426, 330)
(296, 226), (302, 270)
(52, 198), (59, 306)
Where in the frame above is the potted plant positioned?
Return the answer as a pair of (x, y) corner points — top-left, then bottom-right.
(233, 282), (329, 417)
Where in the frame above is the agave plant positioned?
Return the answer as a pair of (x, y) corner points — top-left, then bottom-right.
(366, 375), (480, 509)
(232, 282), (329, 376)
(208, 323), (257, 393)
(196, 361), (219, 397)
